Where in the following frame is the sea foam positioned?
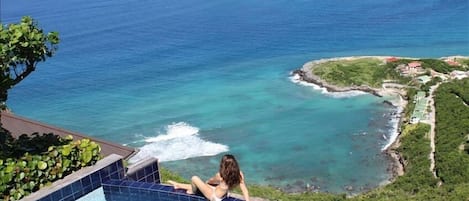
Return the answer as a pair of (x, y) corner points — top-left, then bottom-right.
(289, 73), (366, 98)
(129, 122), (229, 163)
(381, 106), (403, 151)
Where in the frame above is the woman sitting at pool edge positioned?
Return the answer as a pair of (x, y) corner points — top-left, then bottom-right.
(168, 154), (250, 201)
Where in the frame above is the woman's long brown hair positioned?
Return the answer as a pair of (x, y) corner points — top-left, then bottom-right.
(219, 154), (242, 189)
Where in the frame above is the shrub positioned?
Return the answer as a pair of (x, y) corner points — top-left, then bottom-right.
(0, 136), (102, 200)
(0, 131), (70, 159)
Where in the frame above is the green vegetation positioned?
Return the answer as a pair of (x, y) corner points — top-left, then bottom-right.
(354, 124), (438, 201)
(403, 88), (417, 121)
(0, 135), (101, 200)
(418, 59), (463, 74)
(0, 16), (59, 125)
(388, 124), (437, 192)
(0, 16), (65, 201)
(160, 167), (188, 183)
(455, 58), (469, 69)
(0, 132), (69, 159)
(434, 79), (469, 184)
(312, 58), (410, 88)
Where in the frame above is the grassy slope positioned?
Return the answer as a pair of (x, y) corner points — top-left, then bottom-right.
(311, 58), (406, 88)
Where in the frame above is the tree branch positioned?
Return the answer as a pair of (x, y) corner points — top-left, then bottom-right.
(12, 62), (35, 86)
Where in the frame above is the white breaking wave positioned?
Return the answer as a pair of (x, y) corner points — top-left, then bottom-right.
(289, 73), (366, 98)
(382, 106), (403, 151)
(326, 90), (367, 98)
(289, 73), (328, 93)
(129, 122), (229, 163)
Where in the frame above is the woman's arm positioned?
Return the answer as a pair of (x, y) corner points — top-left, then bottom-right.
(239, 172), (250, 201)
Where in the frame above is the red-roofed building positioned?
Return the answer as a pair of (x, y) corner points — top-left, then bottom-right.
(408, 61), (422, 68)
(446, 60), (460, 66)
(397, 61), (425, 77)
(386, 57), (399, 63)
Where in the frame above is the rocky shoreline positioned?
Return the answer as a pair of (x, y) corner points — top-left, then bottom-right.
(292, 56), (406, 188)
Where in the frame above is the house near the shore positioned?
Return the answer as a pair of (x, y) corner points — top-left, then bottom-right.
(446, 60), (460, 66)
(408, 61), (422, 69)
(397, 61), (425, 77)
(450, 70), (469, 80)
(444, 57), (461, 67)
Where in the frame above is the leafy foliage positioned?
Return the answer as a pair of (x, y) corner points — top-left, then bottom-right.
(385, 124), (437, 193)
(0, 16), (59, 109)
(0, 130), (70, 159)
(434, 78), (469, 184)
(0, 136), (101, 200)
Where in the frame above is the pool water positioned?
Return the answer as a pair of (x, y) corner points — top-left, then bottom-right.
(77, 187), (105, 201)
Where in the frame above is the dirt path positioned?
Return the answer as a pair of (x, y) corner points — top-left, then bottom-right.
(427, 84), (440, 180)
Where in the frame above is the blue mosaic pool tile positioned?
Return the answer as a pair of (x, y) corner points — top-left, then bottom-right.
(83, 184), (93, 194)
(130, 181), (144, 188)
(60, 184), (73, 198)
(110, 172), (120, 180)
(141, 180), (154, 188)
(179, 195), (191, 201)
(103, 180), (245, 201)
(110, 162), (118, 173)
(90, 171), (101, 188)
(72, 189), (84, 200)
(158, 191), (170, 201)
(144, 175), (153, 183)
(100, 166), (112, 178)
(48, 189), (60, 200)
(38, 196), (51, 201)
(168, 192), (179, 200)
(62, 194), (75, 201)
(81, 176), (92, 188)
(126, 159), (161, 184)
(117, 160), (124, 169)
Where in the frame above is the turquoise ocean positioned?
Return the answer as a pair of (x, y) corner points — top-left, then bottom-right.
(2, 0), (468, 193)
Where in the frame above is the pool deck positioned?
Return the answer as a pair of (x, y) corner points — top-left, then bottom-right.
(1, 111), (137, 159)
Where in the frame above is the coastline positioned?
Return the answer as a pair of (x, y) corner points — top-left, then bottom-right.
(292, 56), (408, 184)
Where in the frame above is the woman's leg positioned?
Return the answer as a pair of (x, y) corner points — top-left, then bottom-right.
(191, 176), (216, 199)
(168, 180), (193, 193)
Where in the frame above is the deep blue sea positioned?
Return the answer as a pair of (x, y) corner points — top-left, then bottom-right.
(2, 0), (468, 193)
